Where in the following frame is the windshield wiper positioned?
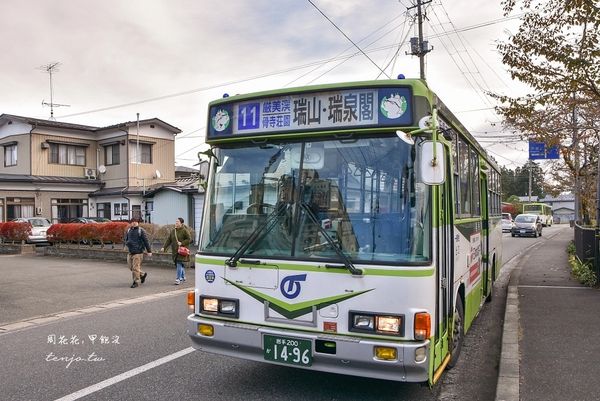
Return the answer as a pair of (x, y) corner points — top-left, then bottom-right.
(225, 202), (290, 267)
(299, 202), (362, 276)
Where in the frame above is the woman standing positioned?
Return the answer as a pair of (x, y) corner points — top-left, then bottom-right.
(161, 217), (191, 285)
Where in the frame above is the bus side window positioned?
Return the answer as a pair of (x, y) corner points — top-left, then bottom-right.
(458, 137), (471, 217)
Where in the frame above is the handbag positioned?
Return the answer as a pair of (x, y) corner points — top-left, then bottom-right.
(177, 246), (190, 256)
(174, 228), (190, 256)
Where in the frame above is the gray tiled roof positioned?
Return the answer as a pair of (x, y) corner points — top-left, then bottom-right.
(0, 114), (181, 134)
(0, 173), (100, 184)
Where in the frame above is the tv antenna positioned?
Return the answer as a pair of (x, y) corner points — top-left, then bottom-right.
(38, 62), (70, 120)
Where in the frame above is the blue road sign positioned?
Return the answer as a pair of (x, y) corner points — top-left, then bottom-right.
(529, 142), (560, 160)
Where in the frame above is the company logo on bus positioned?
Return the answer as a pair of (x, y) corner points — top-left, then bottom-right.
(211, 109), (230, 132)
(380, 93), (407, 119)
(205, 270), (216, 283)
(280, 274), (307, 299)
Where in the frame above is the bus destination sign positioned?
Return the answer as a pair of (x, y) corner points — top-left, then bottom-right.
(207, 87), (413, 139)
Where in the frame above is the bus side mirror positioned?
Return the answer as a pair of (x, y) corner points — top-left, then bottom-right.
(419, 140), (446, 185)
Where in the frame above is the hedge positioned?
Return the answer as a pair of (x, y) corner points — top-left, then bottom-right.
(0, 222), (32, 243)
(47, 222), (129, 246)
(45, 222), (195, 248)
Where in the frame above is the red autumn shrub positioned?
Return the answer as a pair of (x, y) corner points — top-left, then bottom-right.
(100, 222), (129, 245)
(46, 224), (62, 243)
(79, 223), (100, 243)
(61, 223), (84, 243)
(0, 221), (31, 242)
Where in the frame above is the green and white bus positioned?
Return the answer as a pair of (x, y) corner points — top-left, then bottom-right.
(187, 79), (502, 385)
(523, 202), (553, 227)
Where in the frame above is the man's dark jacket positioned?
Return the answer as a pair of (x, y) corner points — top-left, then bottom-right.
(124, 227), (151, 255)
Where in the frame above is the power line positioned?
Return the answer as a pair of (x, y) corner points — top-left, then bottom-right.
(306, 0), (390, 78)
(56, 13), (523, 120)
(286, 12), (408, 87)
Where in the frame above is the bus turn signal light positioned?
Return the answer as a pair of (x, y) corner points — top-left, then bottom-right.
(187, 291), (195, 311)
(414, 312), (431, 340)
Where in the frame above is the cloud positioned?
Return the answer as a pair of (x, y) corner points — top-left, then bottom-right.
(0, 0), (527, 167)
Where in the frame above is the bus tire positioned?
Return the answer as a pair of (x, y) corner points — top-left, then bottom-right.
(447, 296), (464, 369)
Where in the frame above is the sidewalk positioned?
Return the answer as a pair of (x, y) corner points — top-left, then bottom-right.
(496, 227), (600, 401)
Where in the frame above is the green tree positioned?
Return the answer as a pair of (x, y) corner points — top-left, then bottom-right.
(501, 161), (545, 200)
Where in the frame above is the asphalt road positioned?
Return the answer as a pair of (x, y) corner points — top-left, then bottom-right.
(0, 225), (569, 401)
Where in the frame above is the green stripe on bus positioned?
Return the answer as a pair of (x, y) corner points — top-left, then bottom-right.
(196, 257), (435, 277)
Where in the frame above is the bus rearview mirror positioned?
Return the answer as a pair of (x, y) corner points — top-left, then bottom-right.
(419, 141), (446, 185)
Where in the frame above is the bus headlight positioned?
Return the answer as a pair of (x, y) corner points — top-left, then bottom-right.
(350, 311), (404, 335)
(353, 314), (374, 330)
(376, 316), (401, 334)
(202, 298), (219, 312)
(200, 296), (239, 318)
(219, 300), (237, 315)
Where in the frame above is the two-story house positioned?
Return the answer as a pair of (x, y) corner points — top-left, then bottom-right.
(0, 114), (181, 223)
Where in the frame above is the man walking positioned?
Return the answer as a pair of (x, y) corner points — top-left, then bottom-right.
(124, 218), (152, 288)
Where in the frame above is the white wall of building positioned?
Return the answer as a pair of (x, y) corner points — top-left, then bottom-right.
(149, 190), (188, 226)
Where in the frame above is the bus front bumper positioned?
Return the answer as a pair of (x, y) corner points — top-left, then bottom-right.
(187, 314), (430, 383)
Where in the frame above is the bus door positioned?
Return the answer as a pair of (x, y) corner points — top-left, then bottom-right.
(436, 159), (453, 362)
(480, 173), (491, 299)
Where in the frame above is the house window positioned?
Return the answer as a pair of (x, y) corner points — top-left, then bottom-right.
(49, 143), (86, 166)
(4, 144), (17, 167)
(114, 203), (121, 216)
(132, 205), (142, 220)
(0, 198), (4, 222)
(145, 201), (153, 224)
(7, 198), (35, 219)
(104, 144), (120, 165)
(97, 202), (112, 219)
(51, 198), (88, 223)
(129, 143), (152, 164)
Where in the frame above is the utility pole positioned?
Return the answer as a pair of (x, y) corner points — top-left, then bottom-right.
(572, 92), (580, 223)
(528, 161), (532, 202)
(406, 0), (433, 80)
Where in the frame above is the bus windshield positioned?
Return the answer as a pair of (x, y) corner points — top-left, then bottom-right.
(200, 136), (431, 264)
(523, 204), (542, 213)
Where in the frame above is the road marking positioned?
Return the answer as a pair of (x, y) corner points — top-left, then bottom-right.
(0, 288), (190, 334)
(54, 347), (195, 401)
(518, 285), (592, 290)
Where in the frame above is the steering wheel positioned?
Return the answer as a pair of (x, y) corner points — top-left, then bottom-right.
(246, 203), (276, 214)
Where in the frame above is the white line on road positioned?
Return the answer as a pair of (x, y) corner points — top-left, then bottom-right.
(518, 285), (593, 290)
(54, 347), (195, 401)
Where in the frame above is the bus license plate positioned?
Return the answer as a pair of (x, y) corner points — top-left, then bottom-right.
(263, 335), (312, 367)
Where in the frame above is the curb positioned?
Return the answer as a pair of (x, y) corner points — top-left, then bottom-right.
(496, 284), (519, 401)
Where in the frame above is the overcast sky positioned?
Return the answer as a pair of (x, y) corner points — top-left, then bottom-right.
(0, 0), (539, 169)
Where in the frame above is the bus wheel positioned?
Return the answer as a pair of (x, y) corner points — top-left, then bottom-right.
(447, 297), (464, 369)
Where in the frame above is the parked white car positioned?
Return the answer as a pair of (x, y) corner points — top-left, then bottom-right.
(12, 217), (52, 243)
(501, 213), (514, 232)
